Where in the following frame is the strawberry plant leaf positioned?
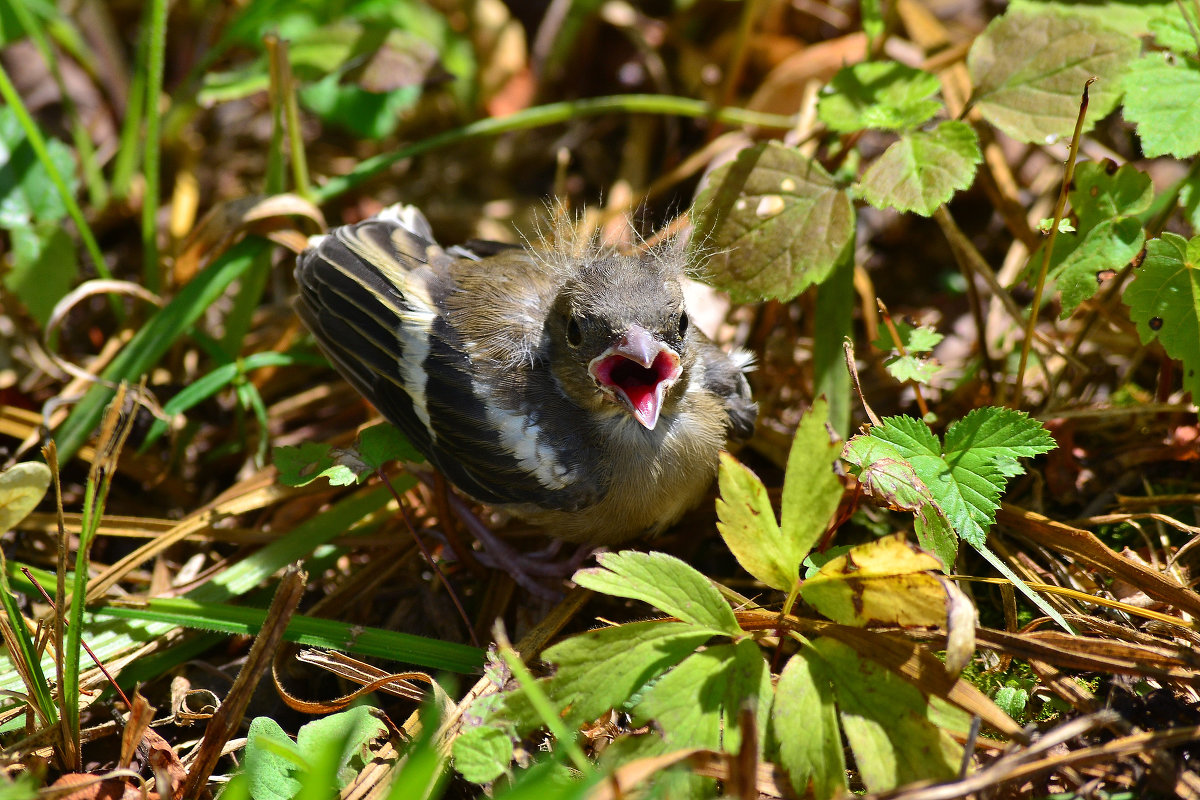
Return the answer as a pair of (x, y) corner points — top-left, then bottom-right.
(817, 62), (942, 133)
(690, 141), (855, 302)
(884, 354), (940, 385)
(799, 534), (961, 628)
(780, 398), (844, 567)
(814, 638), (961, 791)
(968, 10), (1138, 143)
(633, 639), (771, 755)
(573, 551), (741, 636)
(856, 121), (981, 216)
(1070, 161), (1153, 230)
(1121, 52), (1200, 158)
(1124, 233), (1200, 400)
(773, 647), (846, 800)
(716, 453), (792, 591)
(1055, 217), (1144, 317)
(873, 322), (943, 353)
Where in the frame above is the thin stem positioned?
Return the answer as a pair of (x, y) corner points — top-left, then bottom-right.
(1013, 78), (1094, 406)
(877, 299), (931, 418)
(140, 0), (168, 293)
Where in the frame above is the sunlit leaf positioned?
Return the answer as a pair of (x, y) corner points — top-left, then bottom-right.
(1121, 52), (1200, 158)
(0, 462), (52, 533)
(818, 62), (942, 133)
(1124, 233), (1200, 399)
(968, 10), (1138, 143)
(856, 121), (980, 216)
(690, 141), (854, 302)
(773, 647), (846, 800)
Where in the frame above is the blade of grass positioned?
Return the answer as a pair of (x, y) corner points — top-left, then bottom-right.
(312, 95), (797, 204)
(140, 0), (168, 293)
(8, 0), (108, 208)
(53, 237), (267, 463)
(111, 8), (149, 201)
(61, 387), (135, 769)
(95, 598), (483, 673)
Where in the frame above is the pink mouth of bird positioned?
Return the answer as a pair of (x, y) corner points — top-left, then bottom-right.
(589, 328), (682, 430)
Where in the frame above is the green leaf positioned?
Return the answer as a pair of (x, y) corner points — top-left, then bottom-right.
(844, 409), (1054, 549)
(5, 224), (79, 327)
(357, 423), (424, 469)
(633, 640), (771, 755)
(1124, 233), (1200, 400)
(873, 322), (943, 353)
(884, 354), (940, 385)
(1148, 11), (1199, 55)
(715, 453), (790, 591)
(0, 105), (77, 226)
(574, 551), (741, 636)
(244, 717), (305, 800)
(817, 62), (942, 133)
(856, 121), (980, 216)
(968, 10), (1138, 143)
(1054, 216), (1144, 316)
(689, 141), (855, 302)
(295, 706), (388, 788)
(540, 622), (712, 728)
(813, 638), (960, 791)
(780, 398), (844, 559)
(1070, 161), (1154, 230)
(453, 725), (513, 784)
(772, 647), (846, 800)
(1121, 52), (1200, 158)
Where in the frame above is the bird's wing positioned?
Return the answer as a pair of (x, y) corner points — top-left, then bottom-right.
(295, 208), (599, 512)
(693, 333), (757, 444)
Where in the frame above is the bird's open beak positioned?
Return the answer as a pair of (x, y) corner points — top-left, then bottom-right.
(588, 324), (682, 430)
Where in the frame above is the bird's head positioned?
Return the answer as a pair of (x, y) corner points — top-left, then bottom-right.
(546, 253), (691, 431)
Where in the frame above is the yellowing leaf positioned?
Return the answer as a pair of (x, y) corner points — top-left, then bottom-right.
(0, 461), (52, 533)
(780, 398), (844, 562)
(800, 534), (960, 628)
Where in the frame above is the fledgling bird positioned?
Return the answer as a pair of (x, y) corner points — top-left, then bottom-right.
(294, 205), (756, 544)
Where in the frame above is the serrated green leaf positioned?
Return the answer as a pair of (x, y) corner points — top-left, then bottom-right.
(1070, 161), (1154, 230)
(846, 410), (1054, 549)
(856, 121), (980, 216)
(534, 622), (710, 730)
(1121, 52), (1200, 158)
(0, 105), (77, 227)
(818, 62), (942, 133)
(873, 322), (943, 353)
(453, 725), (513, 784)
(813, 638), (960, 791)
(1124, 233), (1200, 399)
(1148, 11), (1200, 55)
(573, 551), (741, 636)
(633, 640), (770, 755)
(357, 423), (423, 469)
(1054, 217), (1144, 317)
(780, 398), (844, 561)
(273, 442), (338, 487)
(993, 686), (1029, 719)
(689, 141), (855, 302)
(968, 10), (1138, 143)
(773, 647), (846, 800)
(884, 354), (940, 384)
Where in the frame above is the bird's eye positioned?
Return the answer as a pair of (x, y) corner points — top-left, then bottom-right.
(677, 311), (689, 338)
(567, 316), (583, 346)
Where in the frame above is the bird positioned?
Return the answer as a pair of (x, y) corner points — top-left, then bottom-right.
(294, 204), (756, 545)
